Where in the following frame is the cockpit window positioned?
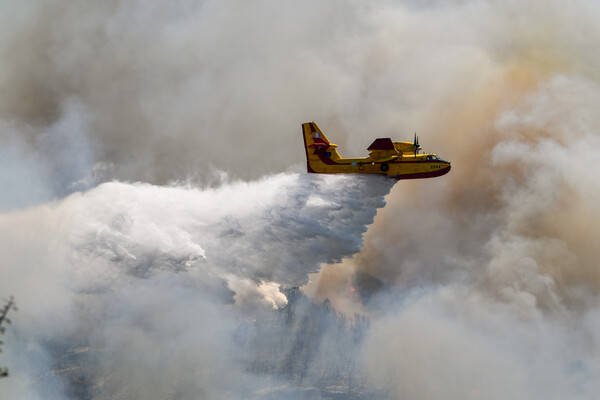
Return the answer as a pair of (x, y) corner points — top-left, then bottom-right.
(427, 154), (449, 163)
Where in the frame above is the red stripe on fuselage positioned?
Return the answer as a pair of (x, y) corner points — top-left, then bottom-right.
(390, 165), (451, 180)
(313, 152), (448, 167)
(313, 150), (342, 165)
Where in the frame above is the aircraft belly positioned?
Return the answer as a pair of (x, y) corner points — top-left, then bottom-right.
(391, 165), (451, 180)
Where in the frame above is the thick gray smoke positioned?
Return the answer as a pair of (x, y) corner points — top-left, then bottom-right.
(0, 0), (381, 192)
(306, 1), (600, 399)
(2, 0), (600, 399)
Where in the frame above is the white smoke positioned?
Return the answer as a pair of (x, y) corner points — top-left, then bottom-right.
(363, 287), (600, 400)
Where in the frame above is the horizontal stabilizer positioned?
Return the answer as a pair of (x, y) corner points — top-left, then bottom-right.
(309, 137), (330, 148)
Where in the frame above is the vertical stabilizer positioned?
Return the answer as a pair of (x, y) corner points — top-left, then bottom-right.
(302, 122), (341, 173)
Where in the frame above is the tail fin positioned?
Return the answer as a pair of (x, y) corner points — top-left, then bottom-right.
(302, 122), (341, 173)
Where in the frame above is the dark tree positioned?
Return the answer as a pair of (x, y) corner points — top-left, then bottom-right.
(0, 296), (17, 378)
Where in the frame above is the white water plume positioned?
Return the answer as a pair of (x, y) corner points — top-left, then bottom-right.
(0, 173), (392, 398)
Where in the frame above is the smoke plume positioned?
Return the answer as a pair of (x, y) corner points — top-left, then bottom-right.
(2, 0), (600, 399)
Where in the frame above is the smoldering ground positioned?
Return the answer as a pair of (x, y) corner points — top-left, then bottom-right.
(2, 0), (600, 399)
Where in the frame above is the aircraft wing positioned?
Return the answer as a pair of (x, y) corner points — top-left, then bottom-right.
(368, 138), (398, 161)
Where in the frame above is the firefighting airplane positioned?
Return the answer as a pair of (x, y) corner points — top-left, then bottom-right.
(302, 122), (451, 180)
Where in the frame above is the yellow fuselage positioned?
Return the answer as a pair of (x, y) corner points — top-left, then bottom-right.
(302, 122), (451, 180)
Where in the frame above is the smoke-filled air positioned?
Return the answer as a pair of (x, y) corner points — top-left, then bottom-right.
(1, 0), (600, 399)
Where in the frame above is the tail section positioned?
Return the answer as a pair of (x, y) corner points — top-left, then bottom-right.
(302, 122), (341, 173)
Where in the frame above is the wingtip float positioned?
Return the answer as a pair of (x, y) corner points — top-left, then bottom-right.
(302, 122), (451, 180)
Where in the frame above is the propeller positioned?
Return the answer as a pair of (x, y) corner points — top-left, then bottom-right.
(413, 133), (421, 155)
